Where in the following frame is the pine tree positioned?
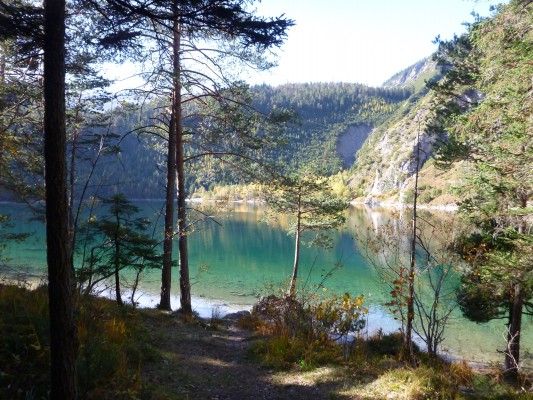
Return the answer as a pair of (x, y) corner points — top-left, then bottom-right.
(81, 194), (162, 306)
(91, 0), (293, 316)
(43, 0), (78, 397)
(430, 0), (533, 378)
(265, 170), (348, 297)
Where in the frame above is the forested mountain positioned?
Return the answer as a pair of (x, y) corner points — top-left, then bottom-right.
(73, 82), (413, 200)
(0, 56), (449, 204)
(250, 83), (411, 172)
(3, 1), (527, 206)
(88, 105), (167, 200)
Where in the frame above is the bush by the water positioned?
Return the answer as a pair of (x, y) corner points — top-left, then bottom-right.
(246, 292), (533, 399)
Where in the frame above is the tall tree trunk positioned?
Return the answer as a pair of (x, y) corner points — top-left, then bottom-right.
(43, 0), (77, 398)
(68, 121), (80, 277)
(405, 122), (421, 358)
(159, 51), (178, 311)
(177, 145), (192, 319)
(171, 17), (193, 320)
(289, 193), (302, 297)
(0, 47), (5, 84)
(68, 100), (82, 245)
(68, 132), (76, 239)
(505, 193), (527, 377)
(160, 113), (176, 310)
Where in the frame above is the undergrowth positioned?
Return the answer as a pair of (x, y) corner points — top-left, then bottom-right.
(1, 283), (531, 399)
(0, 283), (157, 400)
(245, 293), (533, 399)
(0, 284), (50, 399)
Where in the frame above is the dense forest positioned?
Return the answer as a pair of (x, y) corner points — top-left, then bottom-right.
(77, 82), (413, 200)
(0, 0), (532, 398)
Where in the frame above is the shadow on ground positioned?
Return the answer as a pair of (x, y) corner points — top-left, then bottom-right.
(140, 310), (358, 400)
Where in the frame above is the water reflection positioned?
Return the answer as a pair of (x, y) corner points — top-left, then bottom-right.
(1, 201), (531, 363)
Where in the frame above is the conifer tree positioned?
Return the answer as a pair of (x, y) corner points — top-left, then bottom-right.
(430, 0), (533, 378)
(265, 170), (348, 297)
(81, 194), (162, 306)
(87, 0), (293, 315)
(43, 0), (78, 397)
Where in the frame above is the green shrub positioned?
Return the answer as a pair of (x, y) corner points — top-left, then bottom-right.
(77, 297), (153, 398)
(365, 331), (406, 357)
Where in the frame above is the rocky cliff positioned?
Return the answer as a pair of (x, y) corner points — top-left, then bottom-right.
(347, 58), (458, 206)
(382, 57), (439, 91)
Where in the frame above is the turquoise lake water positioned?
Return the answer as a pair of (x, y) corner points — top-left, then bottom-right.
(1, 201), (531, 364)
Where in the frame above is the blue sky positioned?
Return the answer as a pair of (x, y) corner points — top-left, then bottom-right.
(245, 0), (503, 86)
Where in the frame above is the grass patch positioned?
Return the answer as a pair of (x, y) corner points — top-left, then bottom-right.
(76, 297), (157, 398)
(248, 334), (338, 370)
(0, 284), (50, 398)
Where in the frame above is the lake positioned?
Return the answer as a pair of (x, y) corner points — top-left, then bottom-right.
(1, 200), (531, 364)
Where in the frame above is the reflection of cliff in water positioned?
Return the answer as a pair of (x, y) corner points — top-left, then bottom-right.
(347, 205), (460, 244)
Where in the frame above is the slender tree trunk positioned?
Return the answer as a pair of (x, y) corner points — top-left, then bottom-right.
(505, 283), (523, 376)
(159, 15), (181, 311)
(114, 212), (123, 306)
(160, 112), (176, 310)
(505, 193), (527, 378)
(43, 0), (77, 398)
(0, 47), (5, 84)
(406, 122), (421, 357)
(172, 17), (193, 319)
(68, 132), (76, 237)
(68, 122), (80, 278)
(289, 194), (302, 297)
(177, 154), (192, 319)
(68, 99), (82, 246)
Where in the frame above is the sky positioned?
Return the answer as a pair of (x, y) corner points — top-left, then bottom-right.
(244, 0), (502, 87)
(106, 0), (503, 92)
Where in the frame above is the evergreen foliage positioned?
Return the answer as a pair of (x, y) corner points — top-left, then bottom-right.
(0, 36), (44, 203)
(79, 194), (162, 306)
(429, 0), (533, 377)
(252, 83), (411, 175)
(264, 170), (348, 296)
(62, 82), (411, 201)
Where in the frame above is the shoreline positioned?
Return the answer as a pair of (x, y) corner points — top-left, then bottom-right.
(349, 199), (458, 212)
(1, 276), (528, 370)
(1, 197), (457, 211)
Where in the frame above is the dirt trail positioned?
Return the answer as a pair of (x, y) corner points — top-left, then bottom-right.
(141, 311), (341, 400)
